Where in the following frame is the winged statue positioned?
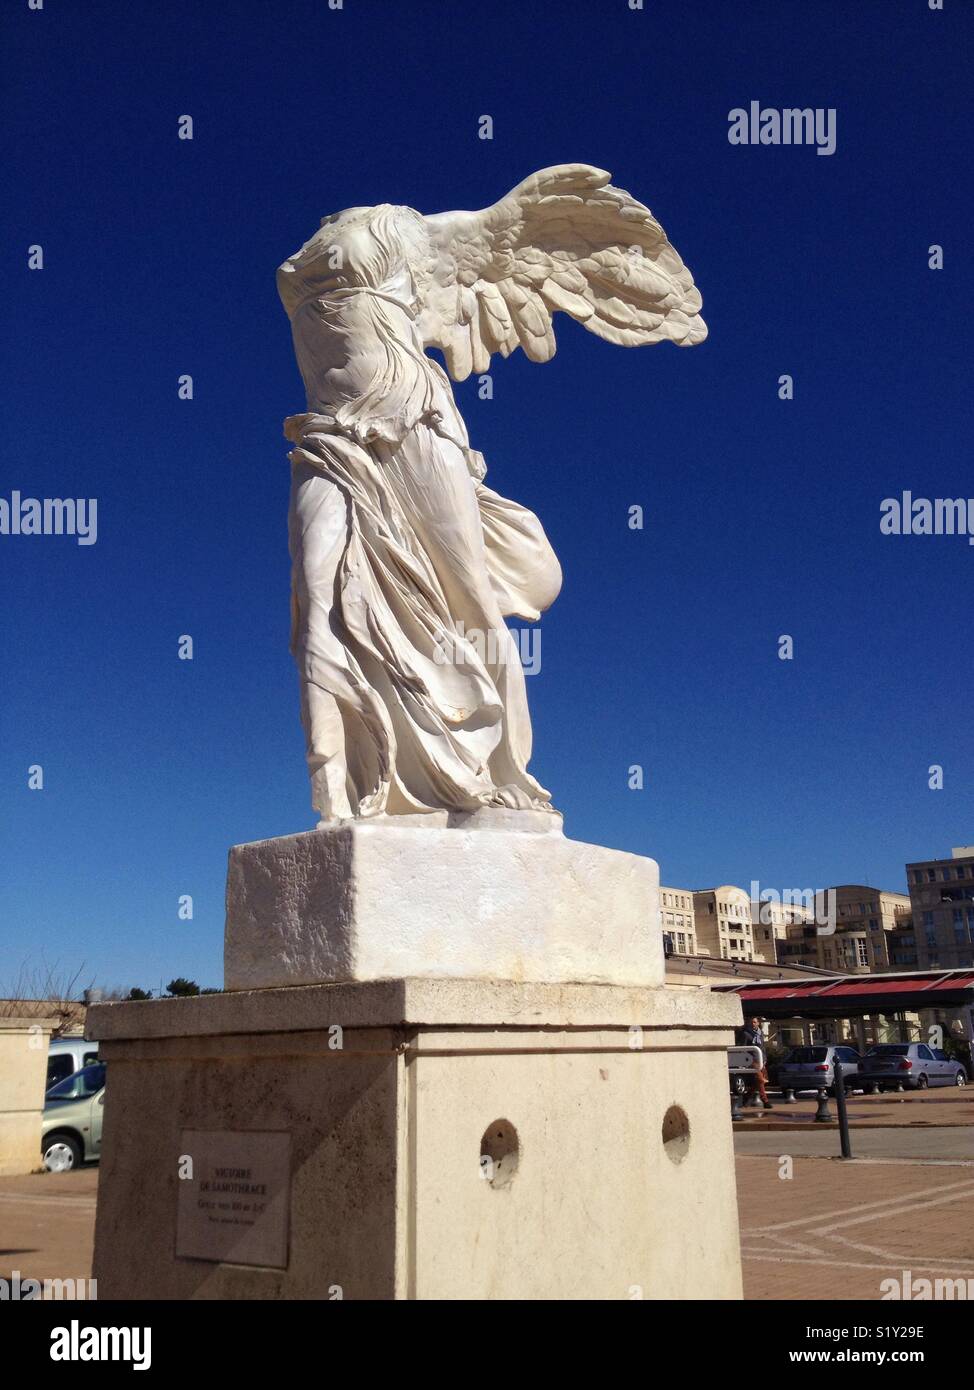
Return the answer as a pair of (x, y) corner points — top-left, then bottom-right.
(277, 164), (706, 823)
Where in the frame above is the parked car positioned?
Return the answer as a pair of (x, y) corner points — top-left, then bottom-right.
(46, 1037), (99, 1092)
(41, 1061), (106, 1171)
(858, 1043), (968, 1090)
(776, 1044), (863, 1096)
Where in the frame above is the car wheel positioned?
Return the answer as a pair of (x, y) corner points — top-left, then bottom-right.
(916, 1074), (929, 1090)
(43, 1134), (82, 1173)
(955, 1072), (967, 1087)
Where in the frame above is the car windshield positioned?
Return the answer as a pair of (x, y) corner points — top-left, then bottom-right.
(46, 1061), (106, 1099)
(866, 1045), (910, 1056)
(786, 1047), (828, 1062)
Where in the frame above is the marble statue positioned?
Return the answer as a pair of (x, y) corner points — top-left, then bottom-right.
(277, 164), (706, 822)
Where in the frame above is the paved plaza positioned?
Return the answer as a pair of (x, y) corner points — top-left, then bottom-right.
(4, 1088), (972, 1301)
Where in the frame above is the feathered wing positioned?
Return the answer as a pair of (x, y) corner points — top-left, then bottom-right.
(418, 164), (707, 381)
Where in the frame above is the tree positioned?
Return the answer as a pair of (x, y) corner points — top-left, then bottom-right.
(128, 987), (152, 1001)
(166, 978), (200, 997)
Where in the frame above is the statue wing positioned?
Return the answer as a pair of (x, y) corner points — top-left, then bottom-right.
(419, 164), (706, 381)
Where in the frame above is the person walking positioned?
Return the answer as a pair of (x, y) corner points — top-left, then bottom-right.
(741, 1016), (774, 1109)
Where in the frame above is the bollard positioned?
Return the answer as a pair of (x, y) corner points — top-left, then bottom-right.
(867, 1082), (879, 1095)
(730, 1090), (743, 1122)
(833, 1061), (854, 1159)
(814, 1087), (832, 1123)
(783, 1087), (796, 1104)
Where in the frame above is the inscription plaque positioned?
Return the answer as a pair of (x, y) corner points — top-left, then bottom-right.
(176, 1129), (291, 1268)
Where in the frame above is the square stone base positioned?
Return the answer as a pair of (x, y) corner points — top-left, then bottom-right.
(88, 980), (743, 1300)
(224, 823), (663, 990)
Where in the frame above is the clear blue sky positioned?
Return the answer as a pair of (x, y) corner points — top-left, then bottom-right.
(1, 0), (971, 993)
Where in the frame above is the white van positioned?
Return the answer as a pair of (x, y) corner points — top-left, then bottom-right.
(46, 1037), (99, 1091)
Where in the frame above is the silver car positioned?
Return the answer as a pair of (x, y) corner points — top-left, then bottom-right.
(776, 1044), (862, 1096)
(858, 1043), (968, 1090)
(46, 1038), (99, 1091)
(41, 1061), (106, 1170)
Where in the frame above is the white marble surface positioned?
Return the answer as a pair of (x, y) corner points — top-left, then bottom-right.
(224, 824), (663, 990)
(278, 166), (705, 822)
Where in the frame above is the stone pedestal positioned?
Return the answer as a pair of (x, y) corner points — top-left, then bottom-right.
(90, 825), (743, 1299)
(88, 979), (742, 1300)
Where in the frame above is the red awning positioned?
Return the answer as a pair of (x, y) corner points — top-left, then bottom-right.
(723, 974), (974, 1004)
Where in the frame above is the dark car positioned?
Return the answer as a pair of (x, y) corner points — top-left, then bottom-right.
(858, 1043), (968, 1090)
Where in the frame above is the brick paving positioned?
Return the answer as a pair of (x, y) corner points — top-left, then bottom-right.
(4, 1144), (974, 1301)
(737, 1153), (974, 1300)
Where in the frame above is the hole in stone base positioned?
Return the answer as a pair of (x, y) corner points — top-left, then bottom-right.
(480, 1119), (519, 1188)
(661, 1105), (690, 1163)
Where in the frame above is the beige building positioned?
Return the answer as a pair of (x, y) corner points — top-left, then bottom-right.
(692, 886), (755, 962)
(0, 1014), (58, 1175)
(778, 885), (911, 973)
(659, 885), (697, 956)
(907, 846), (974, 970)
(749, 897), (813, 964)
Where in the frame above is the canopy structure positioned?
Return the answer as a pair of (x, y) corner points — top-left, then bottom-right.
(716, 969), (974, 1020)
